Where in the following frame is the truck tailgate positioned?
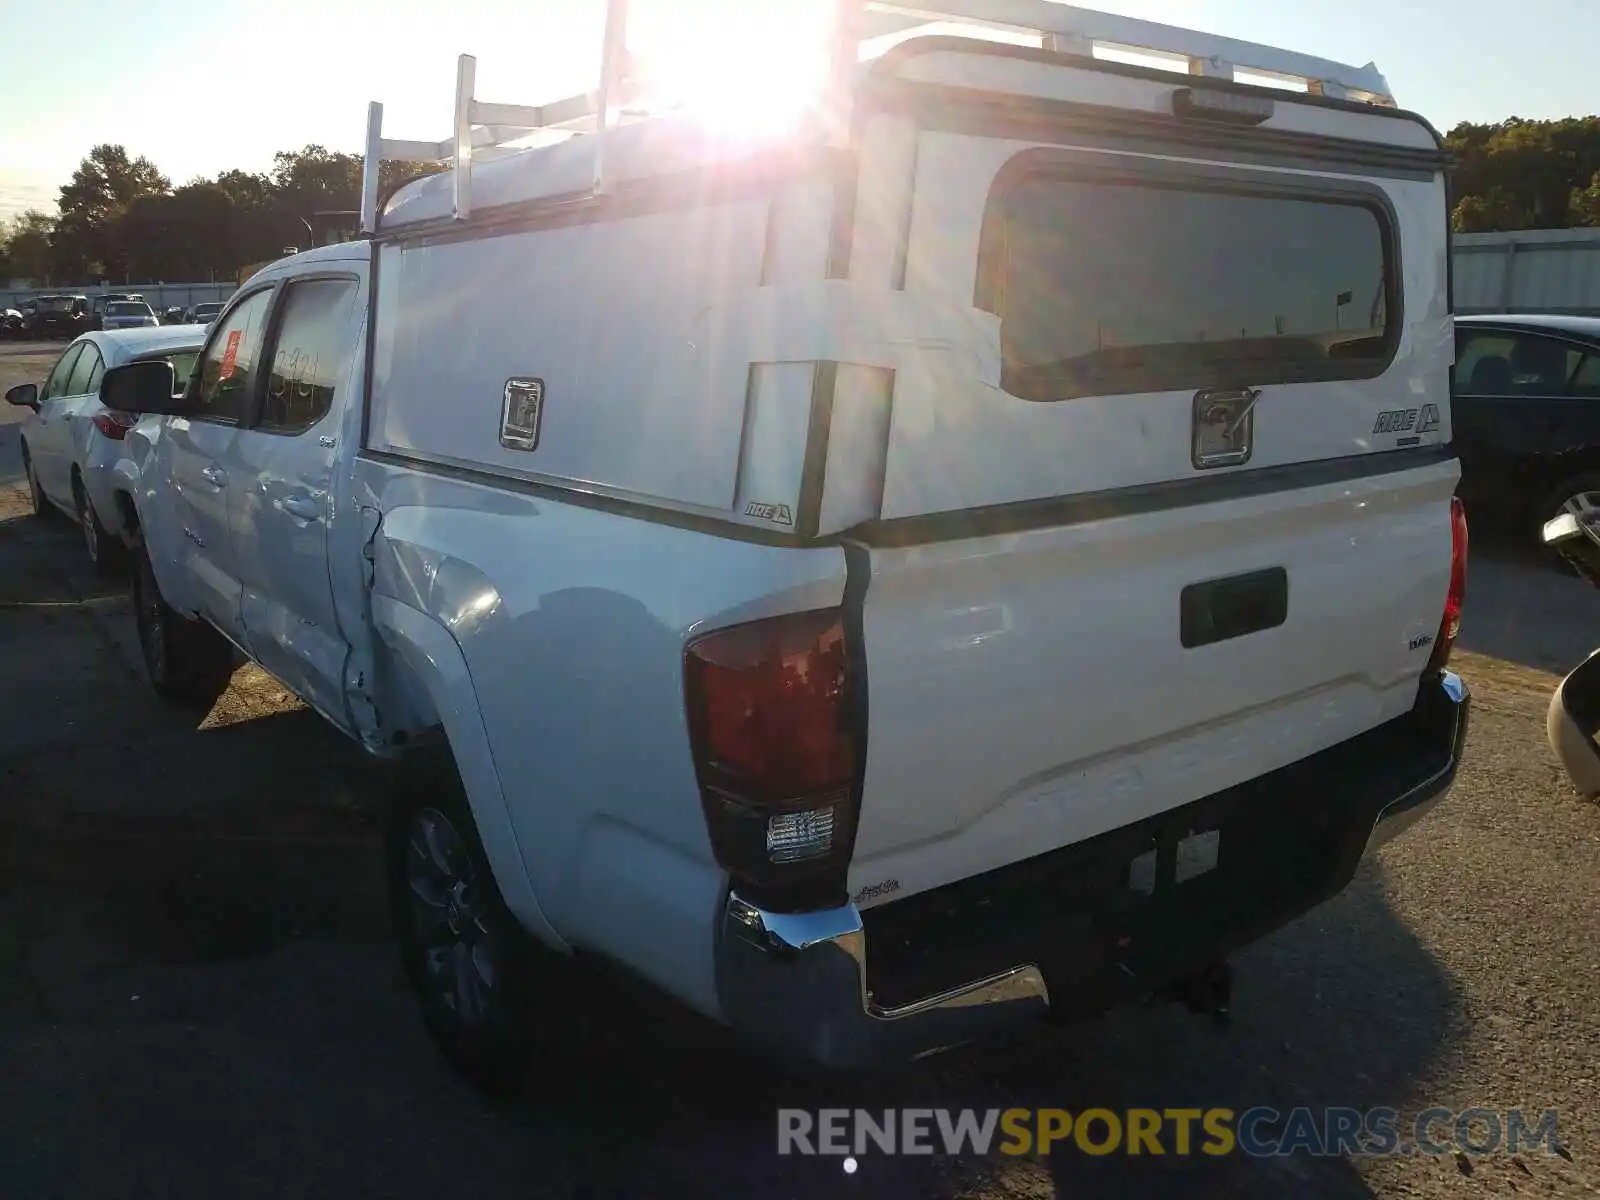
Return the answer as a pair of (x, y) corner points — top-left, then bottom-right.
(846, 455), (1458, 907)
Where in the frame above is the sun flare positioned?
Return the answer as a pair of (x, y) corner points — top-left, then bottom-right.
(622, 0), (841, 135)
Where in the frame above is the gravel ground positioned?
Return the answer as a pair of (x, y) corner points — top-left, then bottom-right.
(1, 341), (1598, 1198)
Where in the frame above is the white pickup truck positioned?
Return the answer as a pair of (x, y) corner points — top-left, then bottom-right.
(99, 1), (1469, 1091)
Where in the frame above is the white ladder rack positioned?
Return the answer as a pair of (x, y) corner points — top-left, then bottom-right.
(359, 0), (1396, 234)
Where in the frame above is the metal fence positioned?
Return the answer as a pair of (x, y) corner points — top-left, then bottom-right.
(0, 281), (237, 313)
(1453, 228), (1600, 317)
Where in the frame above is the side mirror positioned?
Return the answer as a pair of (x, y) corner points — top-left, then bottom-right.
(101, 359), (187, 415)
(5, 383), (38, 411)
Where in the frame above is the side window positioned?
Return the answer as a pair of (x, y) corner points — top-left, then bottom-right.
(67, 344), (102, 396)
(255, 278), (360, 435)
(40, 345), (84, 402)
(1456, 331), (1580, 396)
(191, 289), (274, 423)
(85, 352), (106, 397)
(1570, 353), (1600, 399)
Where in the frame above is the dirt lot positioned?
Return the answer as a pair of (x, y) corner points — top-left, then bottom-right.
(2, 340), (1599, 1198)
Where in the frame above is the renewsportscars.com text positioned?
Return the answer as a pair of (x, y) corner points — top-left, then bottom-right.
(777, 1106), (1563, 1160)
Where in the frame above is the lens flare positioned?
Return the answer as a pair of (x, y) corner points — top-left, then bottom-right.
(624, 0), (839, 135)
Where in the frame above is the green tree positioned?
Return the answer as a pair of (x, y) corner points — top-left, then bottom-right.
(0, 210), (58, 283)
(53, 144), (171, 278)
(1445, 116), (1600, 232)
(269, 144), (441, 242)
(1571, 170), (1600, 227)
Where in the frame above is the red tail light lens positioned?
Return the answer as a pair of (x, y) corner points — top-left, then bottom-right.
(1427, 496), (1468, 674)
(91, 410), (138, 440)
(684, 609), (862, 909)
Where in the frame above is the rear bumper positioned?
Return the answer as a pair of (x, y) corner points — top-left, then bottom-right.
(715, 670), (1469, 1070)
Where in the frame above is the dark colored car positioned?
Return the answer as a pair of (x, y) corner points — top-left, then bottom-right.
(1454, 314), (1600, 543)
(0, 308), (25, 340)
(28, 294), (91, 339)
(185, 301), (226, 326)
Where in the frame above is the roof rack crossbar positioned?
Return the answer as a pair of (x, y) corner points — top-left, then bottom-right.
(358, 0), (1395, 236)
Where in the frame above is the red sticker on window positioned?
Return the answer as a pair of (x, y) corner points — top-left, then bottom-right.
(218, 329), (242, 381)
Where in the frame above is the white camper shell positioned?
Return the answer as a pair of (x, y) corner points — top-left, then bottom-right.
(360, 0), (1449, 543)
(105, 1), (1468, 1078)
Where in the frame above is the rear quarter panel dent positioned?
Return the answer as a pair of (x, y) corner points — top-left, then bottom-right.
(361, 472), (849, 1009)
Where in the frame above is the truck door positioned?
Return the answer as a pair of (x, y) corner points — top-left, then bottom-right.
(163, 286), (275, 645)
(229, 275), (362, 727)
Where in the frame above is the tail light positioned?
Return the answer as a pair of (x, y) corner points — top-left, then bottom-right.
(1427, 496), (1468, 674)
(91, 410), (139, 440)
(684, 608), (863, 912)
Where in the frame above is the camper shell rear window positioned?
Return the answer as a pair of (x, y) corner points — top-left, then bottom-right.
(975, 155), (1402, 401)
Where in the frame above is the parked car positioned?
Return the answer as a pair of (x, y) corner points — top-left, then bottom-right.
(162, 306), (188, 326)
(100, 299), (160, 331)
(87, 13), (1469, 1094)
(1453, 314), (1600, 545)
(90, 293), (139, 331)
(0, 308), (24, 340)
(185, 301), (226, 326)
(4, 327), (203, 572)
(28, 294), (90, 339)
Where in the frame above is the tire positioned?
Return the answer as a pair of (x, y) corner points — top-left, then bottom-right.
(386, 751), (558, 1098)
(129, 535), (235, 709)
(1533, 472), (1600, 563)
(74, 477), (124, 576)
(21, 445), (47, 519)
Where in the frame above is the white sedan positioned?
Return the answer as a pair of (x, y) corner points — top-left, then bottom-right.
(5, 326), (204, 573)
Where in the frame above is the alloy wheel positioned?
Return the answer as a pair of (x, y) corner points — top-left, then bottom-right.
(134, 555), (167, 684)
(78, 491), (99, 565)
(405, 807), (499, 1027)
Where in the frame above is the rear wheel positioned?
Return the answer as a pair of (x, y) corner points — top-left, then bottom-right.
(386, 751), (564, 1098)
(130, 535), (235, 709)
(74, 478), (124, 576)
(21, 446), (47, 519)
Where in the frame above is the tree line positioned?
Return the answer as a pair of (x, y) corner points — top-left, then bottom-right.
(0, 144), (440, 287)
(4, 114), (1600, 286)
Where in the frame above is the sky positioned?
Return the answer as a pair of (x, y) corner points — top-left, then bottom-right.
(0, 0), (1595, 222)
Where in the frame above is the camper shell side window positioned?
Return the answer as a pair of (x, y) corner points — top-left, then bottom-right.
(973, 152), (1404, 402)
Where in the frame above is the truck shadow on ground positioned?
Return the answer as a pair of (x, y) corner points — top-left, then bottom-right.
(506, 857), (1458, 1199)
(0, 505), (1462, 1199)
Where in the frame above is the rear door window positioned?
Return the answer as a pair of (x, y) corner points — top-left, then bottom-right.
(979, 169), (1397, 401)
(254, 278), (360, 434)
(1454, 330), (1582, 397)
(1571, 352), (1600, 399)
(67, 344), (102, 396)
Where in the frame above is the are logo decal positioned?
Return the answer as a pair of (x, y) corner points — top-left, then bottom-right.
(744, 502), (794, 526)
(1372, 408), (1419, 435)
(1373, 404), (1443, 438)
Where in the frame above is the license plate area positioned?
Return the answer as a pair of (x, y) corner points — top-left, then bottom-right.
(858, 706), (1452, 1012)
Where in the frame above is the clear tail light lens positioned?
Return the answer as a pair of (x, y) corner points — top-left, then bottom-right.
(684, 608), (862, 910)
